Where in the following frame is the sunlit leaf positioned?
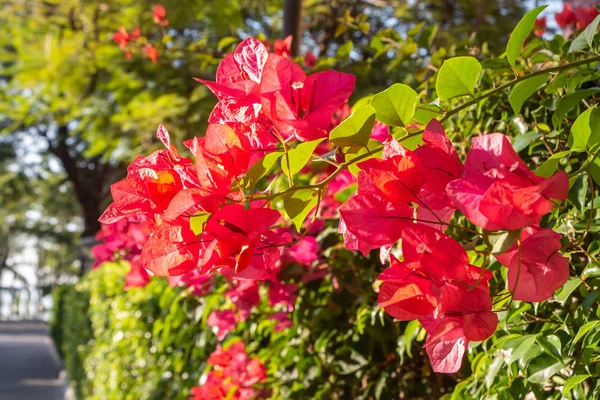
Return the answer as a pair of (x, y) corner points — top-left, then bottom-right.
(281, 138), (326, 177)
(329, 105), (376, 147)
(506, 5), (547, 67)
(509, 74), (548, 114)
(283, 188), (320, 231)
(370, 83), (418, 127)
(435, 56), (482, 100)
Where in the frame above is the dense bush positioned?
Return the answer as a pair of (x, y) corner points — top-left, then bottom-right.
(52, 3), (600, 400)
(51, 283), (93, 399)
(52, 261), (220, 400)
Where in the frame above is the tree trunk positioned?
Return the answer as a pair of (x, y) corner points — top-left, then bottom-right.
(283, 0), (303, 57)
(48, 126), (103, 237)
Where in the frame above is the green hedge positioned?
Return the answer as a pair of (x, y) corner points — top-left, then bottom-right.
(51, 282), (92, 398)
(50, 252), (448, 399)
(51, 261), (217, 400)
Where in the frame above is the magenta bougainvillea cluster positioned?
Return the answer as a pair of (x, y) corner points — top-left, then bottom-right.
(189, 341), (267, 400)
(346, 127), (569, 372)
(87, 1), (600, 389)
(111, 5), (167, 63)
(532, 4), (598, 37)
(96, 37), (573, 377)
(92, 220), (151, 290)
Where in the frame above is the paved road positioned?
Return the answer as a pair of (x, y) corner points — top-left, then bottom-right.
(0, 322), (68, 400)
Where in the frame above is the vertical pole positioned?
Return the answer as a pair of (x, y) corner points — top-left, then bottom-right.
(283, 0), (303, 57)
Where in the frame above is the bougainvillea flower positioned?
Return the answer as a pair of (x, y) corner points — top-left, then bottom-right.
(338, 218), (380, 256)
(168, 268), (214, 296)
(422, 317), (467, 373)
(415, 120), (464, 204)
(273, 35), (293, 58)
(162, 188), (222, 222)
(378, 226), (493, 317)
(371, 121), (390, 142)
(226, 280), (260, 321)
(112, 28), (130, 48)
(143, 43), (159, 63)
(192, 342), (267, 399)
(376, 223), (497, 372)
(139, 224), (204, 276)
(183, 137), (232, 196)
(349, 121), (461, 230)
(534, 17), (547, 37)
(112, 27), (140, 49)
(574, 6), (599, 30)
(438, 283), (497, 341)
(288, 236), (319, 266)
(260, 54), (355, 141)
(555, 3), (576, 28)
(207, 309), (238, 341)
(377, 256), (438, 320)
(193, 124), (252, 179)
(447, 133), (568, 230)
(303, 51), (317, 68)
(199, 204), (282, 280)
(92, 220), (152, 290)
(339, 191), (413, 247)
(495, 227), (569, 302)
(124, 258), (151, 290)
(99, 126), (199, 225)
(269, 280), (298, 311)
(269, 311), (293, 332)
(195, 38), (267, 123)
(358, 153), (422, 204)
(152, 4), (169, 27)
(92, 221), (131, 268)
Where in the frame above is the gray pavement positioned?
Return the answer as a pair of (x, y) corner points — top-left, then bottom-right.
(0, 322), (68, 400)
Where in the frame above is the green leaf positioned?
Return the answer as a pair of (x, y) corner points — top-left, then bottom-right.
(334, 183), (357, 203)
(563, 374), (592, 399)
(417, 25), (438, 49)
(512, 131), (541, 153)
(536, 335), (563, 365)
(283, 188), (320, 231)
(573, 320), (600, 345)
(536, 151), (572, 178)
(509, 74), (548, 114)
(554, 277), (582, 303)
(217, 36), (238, 51)
(568, 106), (600, 151)
(569, 15), (600, 53)
(337, 41), (353, 59)
(404, 320), (421, 358)
(507, 335), (539, 365)
(527, 355), (564, 384)
(329, 105), (376, 147)
(552, 88), (600, 129)
(582, 265), (600, 279)
(483, 229), (521, 255)
(413, 104), (442, 124)
(281, 138), (326, 177)
(190, 212), (211, 235)
(485, 356), (504, 390)
(435, 56), (482, 101)
(370, 83), (418, 127)
(506, 5), (548, 67)
(240, 151), (284, 190)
